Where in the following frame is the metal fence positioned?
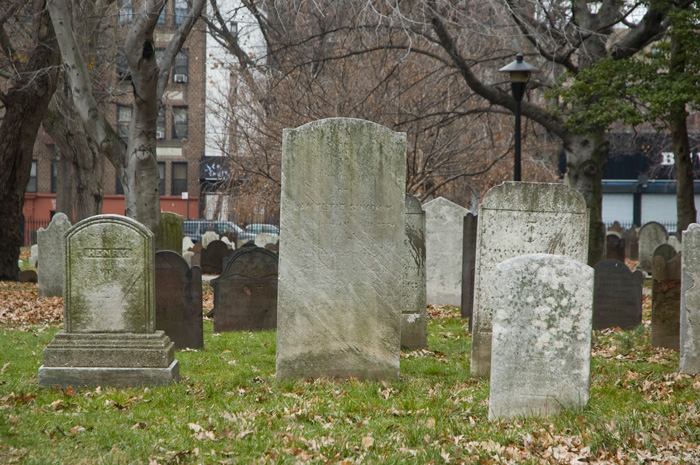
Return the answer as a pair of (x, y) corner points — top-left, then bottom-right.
(22, 218), (50, 247)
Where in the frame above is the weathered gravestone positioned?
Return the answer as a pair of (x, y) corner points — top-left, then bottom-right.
(255, 233), (279, 248)
(182, 236), (195, 254)
(609, 221), (624, 234)
(471, 182), (589, 377)
(680, 223), (700, 374)
(638, 222), (669, 272)
(211, 247), (278, 332)
(461, 213), (478, 329)
(157, 212), (184, 252)
(200, 240), (234, 275)
(38, 213), (72, 298)
(276, 118), (406, 380)
(625, 227), (639, 261)
(38, 215), (178, 388)
(667, 235), (681, 252)
(606, 231), (625, 262)
(29, 244), (38, 268)
(423, 197), (470, 306)
(488, 254), (593, 420)
(18, 270), (38, 283)
(593, 259), (643, 330)
(155, 251), (203, 349)
(402, 194), (427, 350)
(201, 230), (220, 249)
(652, 246), (681, 349)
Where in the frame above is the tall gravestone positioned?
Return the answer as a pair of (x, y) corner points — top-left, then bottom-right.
(461, 213), (478, 329)
(680, 224), (700, 374)
(593, 259), (643, 330)
(37, 213), (71, 298)
(402, 194), (427, 350)
(157, 212), (184, 252)
(471, 182), (589, 377)
(211, 247), (278, 332)
(276, 118), (406, 380)
(155, 251), (203, 349)
(489, 254), (593, 420)
(638, 222), (669, 272)
(423, 197), (470, 306)
(38, 215), (178, 388)
(652, 246), (681, 349)
(605, 231), (625, 262)
(200, 240), (234, 275)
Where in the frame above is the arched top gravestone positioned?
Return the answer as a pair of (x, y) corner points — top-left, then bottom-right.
(37, 212), (72, 298)
(638, 221), (669, 272)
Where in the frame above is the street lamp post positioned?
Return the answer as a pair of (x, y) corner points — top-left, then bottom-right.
(499, 53), (539, 182)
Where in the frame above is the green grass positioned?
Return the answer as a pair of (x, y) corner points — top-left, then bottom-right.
(1, 310), (699, 464)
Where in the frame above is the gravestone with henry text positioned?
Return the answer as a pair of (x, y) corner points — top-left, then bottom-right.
(461, 213), (478, 329)
(680, 224), (700, 374)
(276, 118), (406, 380)
(593, 259), (643, 330)
(37, 213), (72, 298)
(471, 182), (589, 377)
(39, 215), (178, 388)
(638, 222), (669, 272)
(157, 212), (184, 252)
(155, 251), (203, 349)
(200, 240), (234, 275)
(402, 194), (427, 350)
(489, 254), (593, 420)
(423, 197), (469, 306)
(652, 246), (681, 349)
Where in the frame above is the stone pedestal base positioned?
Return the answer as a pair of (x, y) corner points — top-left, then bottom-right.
(38, 360), (179, 389)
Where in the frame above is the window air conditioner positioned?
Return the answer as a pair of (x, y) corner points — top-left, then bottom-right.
(174, 74), (188, 83)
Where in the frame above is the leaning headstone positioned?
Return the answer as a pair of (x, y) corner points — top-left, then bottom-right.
(638, 222), (669, 272)
(593, 259), (643, 330)
(254, 233), (279, 247)
(38, 215), (178, 388)
(157, 212), (183, 252)
(461, 213), (478, 329)
(625, 227), (639, 261)
(201, 230), (220, 249)
(200, 240), (234, 275)
(277, 118), (406, 380)
(488, 254), (593, 420)
(605, 231), (625, 262)
(402, 194), (427, 350)
(18, 270), (38, 283)
(182, 236), (195, 254)
(424, 197), (470, 306)
(155, 251), (203, 349)
(29, 244), (38, 268)
(667, 235), (681, 252)
(211, 247), (278, 332)
(652, 247), (681, 349)
(37, 213), (71, 297)
(680, 224), (700, 374)
(471, 182), (589, 377)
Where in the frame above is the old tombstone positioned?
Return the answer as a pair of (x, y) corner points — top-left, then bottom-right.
(18, 270), (38, 283)
(38, 215), (178, 388)
(461, 213), (478, 329)
(220, 236), (234, 249)
(471, 182), (589, 377)
(200, 240), (234, 275)
(155, 251), (203, 349)
(254, 233), (279, 247)
(638, 222), (669, 272)
(489, 254), (593, 420)
(652, 246), (681, 349)
(211, 247), (278, 332)
(593, 259), (643, 330)
(37, 213), (71, 298)
(423, 197), (470, 306)
(29, 244), (38, 268)
(605, 231), (625, 262)
(681, 224), (700, 374)
(182, 236), (195, 254)
(201, 231), (220, 249)
(183, 251), (195, 268)
(667, 235), (681, 252)
(609, 221), (624, 234)
(157, 212), (184, 252)
(402, 194), (427, 350)
(276, 118), (406, 380)
(625, 227), (639, 261)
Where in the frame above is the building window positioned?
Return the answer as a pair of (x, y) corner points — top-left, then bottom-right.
(117, 105), (132, 140)
(172, 107), (188, 140)
(156, 107), (166, 140)
(173, 51), (188, 83)
(172, 162), (187, 196)
(174, 0), (187, 24)
(119, 0), (133, 23)
(158, 162), (165, 195)
(116, 55), (131, 83)
(116, 174), (124, 195)
(51, 161), (58, 194)
(26, 161), (37, 193)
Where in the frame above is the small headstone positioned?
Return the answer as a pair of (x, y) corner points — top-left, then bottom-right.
(461, 213), (478, 329)
(625, 227), (639, 261)
(652, 247), (681, 349)
(667, 235), (681, 252)
(220, 229), (238, 245)
(18, 269), (38, 283)
(593, 259), (643, 330)
(39, 215), (178, 389)
(638, 222), (669, 272)
(155, 251), (203, 349)
(201, 230), (220, 249)
(183, 251), (195, 268)
(264, 241), (279, 252)
(680, 224), (700, 374)
(157, 212), (184, 252)
(423, 197), (470, 306)
(488, 254), (593, 420)
(37, 213), (72, 297)
(254, 233), (279, 247)
(471, 182), (589, 377)
(182, 236), (195, 254)
(220, 236), (234, 249)
(29, 244), (38, 268)
(609, 221), (624, 234)
(402, 194), (427, 350)
(276, 118), (406, 380)
(200, 240), (234, 275)
(605, 231), (625, 262)
(211, 247), (278, 332)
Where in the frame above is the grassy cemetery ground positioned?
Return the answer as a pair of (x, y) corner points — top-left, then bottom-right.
(1, 275), (700, 463)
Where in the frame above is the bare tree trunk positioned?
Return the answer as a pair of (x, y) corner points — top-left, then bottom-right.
(55, 152), (74, 222)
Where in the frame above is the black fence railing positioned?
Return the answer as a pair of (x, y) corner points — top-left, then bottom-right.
(22, 218), (50, 247)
